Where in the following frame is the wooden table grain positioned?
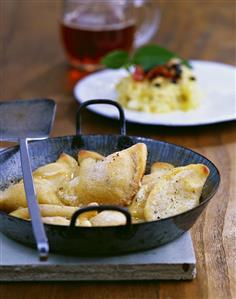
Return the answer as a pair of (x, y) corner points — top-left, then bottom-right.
(0, 1), (235, 299)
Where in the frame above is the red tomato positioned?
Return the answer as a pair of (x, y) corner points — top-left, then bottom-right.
(146, 66), (174, 80)
(132, 65), (145, 81)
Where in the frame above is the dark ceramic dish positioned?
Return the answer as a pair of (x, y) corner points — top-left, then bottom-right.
(0, 100), (220, 256)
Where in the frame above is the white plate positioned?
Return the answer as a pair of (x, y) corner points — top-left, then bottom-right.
(74, 60), (236, 126)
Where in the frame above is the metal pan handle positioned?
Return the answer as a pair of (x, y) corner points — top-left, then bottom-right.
(76, 99), (126, 136)
(70, 205), (132, 228)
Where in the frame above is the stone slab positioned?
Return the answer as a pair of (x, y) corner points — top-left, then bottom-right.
(0, 232), (196, 281)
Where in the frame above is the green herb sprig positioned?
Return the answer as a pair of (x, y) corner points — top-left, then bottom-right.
(101, 44), (191, 71)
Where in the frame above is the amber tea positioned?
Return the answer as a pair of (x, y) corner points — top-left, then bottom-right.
(60, 0), (160, 71)
(61, 19), (135, 71)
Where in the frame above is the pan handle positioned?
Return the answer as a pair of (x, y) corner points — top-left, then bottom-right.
(70, 205), (132, 228)
(76, 99), (126, 136)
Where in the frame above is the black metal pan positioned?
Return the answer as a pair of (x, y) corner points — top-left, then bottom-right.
(0, 100), (220, 256)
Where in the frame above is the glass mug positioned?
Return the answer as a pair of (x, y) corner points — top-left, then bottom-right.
(60, 0), (160, 71)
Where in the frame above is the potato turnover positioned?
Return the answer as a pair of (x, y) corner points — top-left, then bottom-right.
(58, 143), (147, 206)
(144, 164), (210, 221)
(0, 153), (79, 212)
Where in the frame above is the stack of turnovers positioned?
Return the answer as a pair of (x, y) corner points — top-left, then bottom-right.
(0, 143), (210, 227)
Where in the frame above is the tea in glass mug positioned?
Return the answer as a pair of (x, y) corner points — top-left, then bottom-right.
(60, 0), (160, 71)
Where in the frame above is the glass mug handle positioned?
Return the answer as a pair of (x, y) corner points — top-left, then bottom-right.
(133, 0), (161, 48)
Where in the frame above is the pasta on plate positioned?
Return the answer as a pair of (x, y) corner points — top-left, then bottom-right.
(116, 60), (200, 114)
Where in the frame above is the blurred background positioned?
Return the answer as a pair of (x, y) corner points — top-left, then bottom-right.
(0, 0), (235, 136)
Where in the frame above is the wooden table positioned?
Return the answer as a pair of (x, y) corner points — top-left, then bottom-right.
(0, 1), (235, 298)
